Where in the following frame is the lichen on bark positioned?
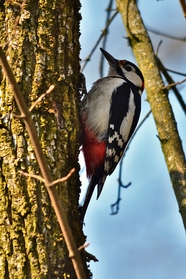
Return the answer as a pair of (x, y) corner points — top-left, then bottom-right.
(0, 0), (88, 278)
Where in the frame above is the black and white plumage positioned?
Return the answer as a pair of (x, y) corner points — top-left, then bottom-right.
(80, 48), (144, 221)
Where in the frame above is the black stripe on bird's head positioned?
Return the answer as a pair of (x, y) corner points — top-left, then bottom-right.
(100, 48), (144, 93)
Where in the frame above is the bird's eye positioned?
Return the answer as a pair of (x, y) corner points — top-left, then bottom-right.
(125, 65), (132, 72)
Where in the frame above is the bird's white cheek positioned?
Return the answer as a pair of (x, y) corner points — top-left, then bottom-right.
(125, 71), (143, 90)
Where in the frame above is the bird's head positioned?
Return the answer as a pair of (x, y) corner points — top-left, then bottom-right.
(100, 48), (144, 93)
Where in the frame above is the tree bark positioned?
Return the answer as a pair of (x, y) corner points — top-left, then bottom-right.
(116, 0), (186, 230)
(0, 0), (88, 278)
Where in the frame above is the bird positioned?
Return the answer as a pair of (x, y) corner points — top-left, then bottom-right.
(80, 48), (144, 221)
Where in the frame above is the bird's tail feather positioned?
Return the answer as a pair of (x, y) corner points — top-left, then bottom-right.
(80, 165), (105, 222)
(97, 174), (107, 199)
(80, 176), (97, 222)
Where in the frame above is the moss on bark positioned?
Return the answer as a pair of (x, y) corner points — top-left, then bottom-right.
(0, 0), (88, 278)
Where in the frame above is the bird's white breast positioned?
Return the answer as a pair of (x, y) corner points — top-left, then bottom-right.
(85, 77), (125, 139)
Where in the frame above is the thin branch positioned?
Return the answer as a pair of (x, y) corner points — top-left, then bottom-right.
(155, 41), (186, 78)
(166, 68), (186, 77)
(19, 168), (75, 187)
(110, 180), (131, 215)
(162, 78), (186, 89)
(81, 10), (118, 72)
(13, 113), (26, 119)
(78, 243), (90, 251)
(156, 56), (186, 115)
(29, 85), (55, 112)
(146, 24), (186, 41)
(49, 168), (75, 187)
(13, 85), (55, 117)
(99, 0), (114, 77)
(0, 47), (87, 279)
(127, 110), (152, 145)
(19, 170), (45, 182)
(155, 40), (163, 56)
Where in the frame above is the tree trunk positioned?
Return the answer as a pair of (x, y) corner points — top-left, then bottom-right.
(0, 0), (88, 278)
(116, 0), (186, 230)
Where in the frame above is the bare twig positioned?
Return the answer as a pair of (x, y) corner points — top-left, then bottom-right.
(124, 110), (152, 155)
(155, 40), (163, 56)
(81, 10), (118, 72)
(49, 168), (75, 187)
(19, 170), (45, 182)
(78, 243), (90, 251)
(99, 0), (114, 77)
(162, 78), (186, 89)
(166, 69), (186, 77)
(0, 47), (87, 279)
(146, 24), (186, 41)
(13, 85), (55, 117)
(29, 85), (55, 112)
(13, 113), (26, 119)
(19, 168), (75, 187)
(156, 56), (186, 115)
(110, 180), (131, 215)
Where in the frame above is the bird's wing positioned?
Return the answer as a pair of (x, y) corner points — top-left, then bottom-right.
(97, 82), (141, 197)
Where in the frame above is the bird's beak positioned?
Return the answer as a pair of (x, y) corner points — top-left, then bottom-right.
(100, 48), (119, 67)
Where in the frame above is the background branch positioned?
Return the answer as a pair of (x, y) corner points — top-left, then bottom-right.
(81, 10), (118, 72)
(116, 0), (186, 231)
(146, 24), (186, 41)
(99, 0), (114, 77)
(156, 56), (186, 115)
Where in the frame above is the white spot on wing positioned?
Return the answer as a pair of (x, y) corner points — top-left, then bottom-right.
(106, 148), (116, 156)
(104, 161), (110, 172)
(117, 137), (123, 147)
(108, 131), (124, 147)
(114, 155), (120, 163)
(110, 124), (114, 130)
(108, 136), (113, 143)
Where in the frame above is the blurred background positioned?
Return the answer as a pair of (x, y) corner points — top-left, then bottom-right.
(79, 1), (186, 278)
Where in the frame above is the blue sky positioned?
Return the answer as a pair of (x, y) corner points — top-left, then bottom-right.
(79, 1), (186, 278)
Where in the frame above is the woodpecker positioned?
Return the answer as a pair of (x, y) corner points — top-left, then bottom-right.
(80, 48), (144, 221)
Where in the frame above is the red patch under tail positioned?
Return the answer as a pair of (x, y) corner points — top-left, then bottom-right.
(82, 126), (106, 177)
